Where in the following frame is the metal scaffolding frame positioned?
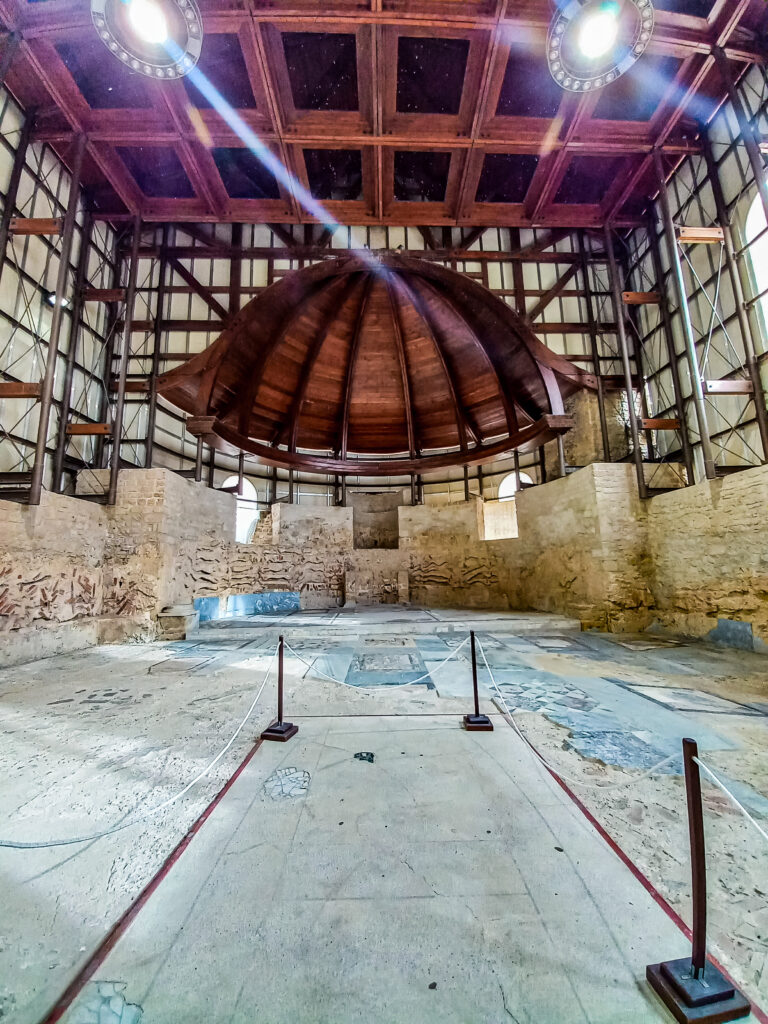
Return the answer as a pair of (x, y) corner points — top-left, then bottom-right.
(2, 58), (768, 506)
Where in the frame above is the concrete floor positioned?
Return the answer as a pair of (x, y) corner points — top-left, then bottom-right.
(1, 608), (766, 1023)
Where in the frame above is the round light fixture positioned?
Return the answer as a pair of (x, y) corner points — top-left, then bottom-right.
(547, 0), (654, 93)
(90, 0), (203, 79)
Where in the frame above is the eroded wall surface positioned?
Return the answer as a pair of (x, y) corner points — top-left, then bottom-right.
(3, 462), (768, 665)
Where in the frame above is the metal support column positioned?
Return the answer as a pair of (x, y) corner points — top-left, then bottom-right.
(702, 129), (768, 463)
(270, 465), (277, 504)
(29, 134), (87, 505)
(0, 31), (20, 88)
(108, 215), (141, 505)
(207, 446), (215, 488)
(288, 467), (294, 504)
(194, 437), (204, 482)
(0, 110), (33, 291)
(647, 213), (696, 485)
(237, 451), (244, 496)
(146, 224), (170, 467)
(578, 230), (611, 460)
(513, 450), (521, 492)
(653, 149), (717, 481)
(604, 224), (648, 498)
(714, 48), (768, 226)
(52, 210), (92, 492)
(463, 464), (470, 502)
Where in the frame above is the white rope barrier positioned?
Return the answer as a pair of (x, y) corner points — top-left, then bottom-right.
(283, 635), (470, 688)
(0, 645), (278, 850)
(476, 636), (681, 792)
(694, 756), (768, 846)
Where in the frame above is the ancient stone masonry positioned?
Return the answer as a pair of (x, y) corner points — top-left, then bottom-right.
(3, 462), (768, 666)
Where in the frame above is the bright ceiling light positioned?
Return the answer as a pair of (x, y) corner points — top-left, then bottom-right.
(578, 4), (620, 61)
(547, 0), (654, 93)
(127, 0), (168, 46)
(91, 0), (203, 79)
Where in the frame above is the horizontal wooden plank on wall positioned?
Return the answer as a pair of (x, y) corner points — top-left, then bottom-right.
(0, 382), (41, 398)
(703, 379), (754, 395)
(65, 422), (112, 435)
(640, 417), (681, 430)
(622, 291), (660, 305)
(676, 226), (724, 245)
(9, 217), (63, 236)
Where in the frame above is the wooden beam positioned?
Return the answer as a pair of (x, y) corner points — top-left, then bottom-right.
(386, 277), (417, 458)
(0, 381), (41, 398)
(9, 217), (61, 235)
(168, 257), (230, 322)
(268, 223), (299, 249)
(525, 263), (580, 322)
(340, 276), (375, 459)
(83, 288), (126, 303)
(676, 226), (725, 245)
(66, 422), (112, 435)
(278, 275), (363, 450)
(640, 417), (681, 430)
(703, 379), (754, 394)
(622, 291), (661, 305)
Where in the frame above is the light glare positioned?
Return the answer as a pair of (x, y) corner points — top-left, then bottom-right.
(128, 0), (168, 45)
(578, 5), (619, 61)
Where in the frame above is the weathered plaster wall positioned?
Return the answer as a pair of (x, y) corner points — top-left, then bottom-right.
(350, 492), (402, 549)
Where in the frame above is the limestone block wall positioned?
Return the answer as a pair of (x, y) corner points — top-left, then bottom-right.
(647, 465), (768, 646)
(504, 464), (653, 631)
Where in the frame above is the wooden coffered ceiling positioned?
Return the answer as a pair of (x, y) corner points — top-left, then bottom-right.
(0, 0), (765, 227)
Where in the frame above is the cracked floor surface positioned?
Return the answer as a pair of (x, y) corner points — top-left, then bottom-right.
(1, 608), (766, 1022)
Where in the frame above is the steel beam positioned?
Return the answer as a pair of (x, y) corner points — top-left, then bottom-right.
(52, 210), (92, 491)
(646, 213), (696, 485)
(702, 128), (768, 463)
(29, 134), (87, 505)
(604, 225), (648, 498)
(108, 215), (141, 505)
(714, 48), (768, 226)
(0, 110), (33, 292)
(653, 149), (717, 481)
(578, 230), (611, 460)
(145, 224), (171, 467)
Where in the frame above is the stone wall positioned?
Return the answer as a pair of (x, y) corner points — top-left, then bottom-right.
(646, 465), (768, 648)
(4, 462), (768, 664)
(508, 463), (654, 631)
(0, 469), (236, 667)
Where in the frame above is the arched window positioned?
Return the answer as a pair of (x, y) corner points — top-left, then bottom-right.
(498, 470), (533, 500)
(220, 476), (260, 542)
(745, 191), (768, 338)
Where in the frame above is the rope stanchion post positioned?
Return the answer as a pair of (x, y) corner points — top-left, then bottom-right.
(462, 630), (493, 732)
(647, 738), (750, 1022)
(261, 635), (298, 743)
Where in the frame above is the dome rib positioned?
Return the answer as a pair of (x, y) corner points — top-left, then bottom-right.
(157, 253), (597, 476)
(390, 273), (469, 453)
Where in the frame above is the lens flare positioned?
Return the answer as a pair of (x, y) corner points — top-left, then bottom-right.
(127, 0), (168, 45)
(578, 4), (620, 61)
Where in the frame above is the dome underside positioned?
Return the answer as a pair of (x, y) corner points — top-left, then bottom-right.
(158, 254), (596, 475)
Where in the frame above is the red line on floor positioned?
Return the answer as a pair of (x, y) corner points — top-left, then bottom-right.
(38, 738), (265, 1024)
(501, 714), (768, 1024)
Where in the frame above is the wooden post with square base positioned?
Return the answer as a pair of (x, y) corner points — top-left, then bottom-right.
(462, 630), (493, 732)
(646, 738), (750, 1023)
(261, 635), (298, 742)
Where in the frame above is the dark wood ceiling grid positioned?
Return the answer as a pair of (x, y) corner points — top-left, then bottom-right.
(0, 0), (764, 227)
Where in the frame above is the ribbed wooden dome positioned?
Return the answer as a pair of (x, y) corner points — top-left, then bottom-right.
(158, 253), (595, 475)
